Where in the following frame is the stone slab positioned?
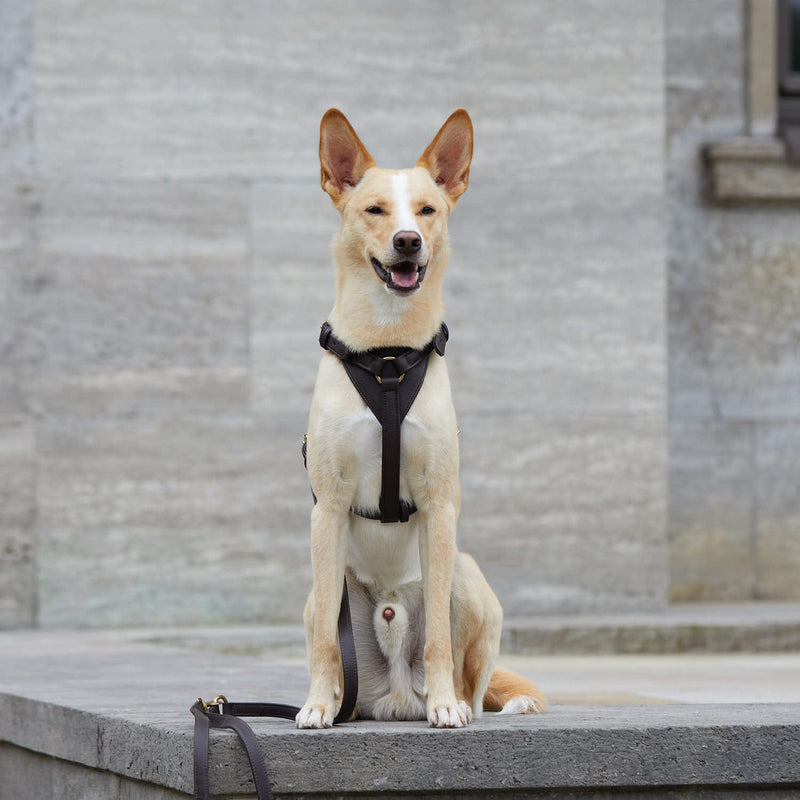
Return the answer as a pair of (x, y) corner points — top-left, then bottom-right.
(34, 0), (663, 184)
(665, 0), (800, 607)
(0, 744), (188, 800)
(249, 180), (338, 416)
(706, 139), (800, 202)
(755, 423), (800, 599)
(0, 0), (33, 177)
(36, 416), (312, 627)
(26, 180), (250, 416)
(504, 602), (800, 655)
(668, 206), (800, 422)
(0, 183), (36, 414)
(445, 177), (666, 420)
(458, 413), (667, 615)
(0, 416), (36, 627)
(664, 0), (744, 424)
(2, 631), (800, 798)
(133, 602), (800, 660)
(668, 420), (756, 602)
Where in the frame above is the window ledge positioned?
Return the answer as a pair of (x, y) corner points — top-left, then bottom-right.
(704, 137), (800, 203)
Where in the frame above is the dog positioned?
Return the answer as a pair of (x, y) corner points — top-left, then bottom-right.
(296, 109), (545, 729)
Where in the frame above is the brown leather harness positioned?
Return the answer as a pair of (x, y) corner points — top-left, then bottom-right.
(313, 320), (448, 523)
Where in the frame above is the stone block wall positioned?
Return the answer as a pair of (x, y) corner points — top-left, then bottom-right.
(1, 0), (36, 627)
(666, 0), (800, 600)
(1, 0), (668, 627)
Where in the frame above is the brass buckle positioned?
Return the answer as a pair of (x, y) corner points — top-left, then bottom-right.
(376, 356), (405, 385)
(197, 694), (228, 712)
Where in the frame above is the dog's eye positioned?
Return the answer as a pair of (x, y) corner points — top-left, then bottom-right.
(419, 206), (436, 215)
(365, 206), (385, 215)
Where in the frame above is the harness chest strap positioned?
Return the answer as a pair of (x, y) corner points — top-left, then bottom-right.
(316, 321), (448, 524)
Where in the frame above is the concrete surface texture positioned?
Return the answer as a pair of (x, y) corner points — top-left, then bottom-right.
(2, 629), (800, 799)
(1, 0), (668, 628)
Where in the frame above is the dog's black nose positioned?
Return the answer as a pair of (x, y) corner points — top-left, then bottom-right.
(393, 230), (421, 255)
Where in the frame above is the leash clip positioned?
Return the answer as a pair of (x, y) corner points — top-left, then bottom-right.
(197, 694), (228, 713)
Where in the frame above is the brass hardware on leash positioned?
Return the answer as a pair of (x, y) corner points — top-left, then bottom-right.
(197, 694), (228, 712)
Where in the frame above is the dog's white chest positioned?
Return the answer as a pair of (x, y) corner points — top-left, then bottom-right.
(307, 352), (457, 591)
(345, 408), (425, 587)
(346, 406), (422, 510)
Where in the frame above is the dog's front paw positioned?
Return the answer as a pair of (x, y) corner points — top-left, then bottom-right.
(296, 702), (335, 729)
(427, 698), (472, 728)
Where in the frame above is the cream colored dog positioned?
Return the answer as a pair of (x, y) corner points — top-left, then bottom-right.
(297, 109), (545, 729)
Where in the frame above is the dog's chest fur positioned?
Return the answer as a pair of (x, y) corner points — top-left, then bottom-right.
(344, 401), (427, 587)
(310, 351), (458, 589)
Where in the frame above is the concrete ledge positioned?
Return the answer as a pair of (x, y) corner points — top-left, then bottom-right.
(2, 631), (800, 799)
(134, 602), (800, 656)
(503, 602), (800, 655)
(705, 137), (800, 203)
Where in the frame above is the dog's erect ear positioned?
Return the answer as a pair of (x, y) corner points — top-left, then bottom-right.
(417, 109), (473, 203)
(319, 109), (377, 206)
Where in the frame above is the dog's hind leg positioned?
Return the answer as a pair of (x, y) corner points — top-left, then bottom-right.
(450, 552), (502, 719)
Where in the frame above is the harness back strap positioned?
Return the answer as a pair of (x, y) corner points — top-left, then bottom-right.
(318, 321), (448, 524)
(191, 579), (357, 800)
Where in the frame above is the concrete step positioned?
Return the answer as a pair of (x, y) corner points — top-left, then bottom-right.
(129, 602), (800, 657)
(2, 630), (800, 799)
(502, 601), (800, 654)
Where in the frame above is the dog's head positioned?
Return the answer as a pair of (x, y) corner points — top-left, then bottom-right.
(319, 109), (473, 300)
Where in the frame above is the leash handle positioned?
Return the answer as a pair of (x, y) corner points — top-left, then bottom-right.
(191, 699), (278, 800)
(192, 579), (358, 800)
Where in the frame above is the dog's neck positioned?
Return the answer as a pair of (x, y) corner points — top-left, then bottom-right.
(328, 256), (448, 352)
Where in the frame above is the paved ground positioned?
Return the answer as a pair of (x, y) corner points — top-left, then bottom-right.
(117, 602), (800, 707)
(125, 622), (800, 707)
(4, 604), (800, 710)
(2, 625), (800, 797)
(504, 652), (800, 706)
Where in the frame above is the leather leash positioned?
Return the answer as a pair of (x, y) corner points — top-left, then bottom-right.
(191, 323), (448, 796)
(191, 579), (358, 800)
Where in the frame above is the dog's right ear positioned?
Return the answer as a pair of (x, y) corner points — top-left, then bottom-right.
(319, 109), (376, 207)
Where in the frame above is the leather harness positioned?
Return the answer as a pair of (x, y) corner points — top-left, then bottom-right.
(191, 321), (448, 799)
(312, 320), (448, 523)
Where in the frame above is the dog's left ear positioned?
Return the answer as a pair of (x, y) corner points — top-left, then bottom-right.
(417, 109), (473, 203)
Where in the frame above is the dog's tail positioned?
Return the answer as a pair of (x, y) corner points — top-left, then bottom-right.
(483, 666), (547, 714)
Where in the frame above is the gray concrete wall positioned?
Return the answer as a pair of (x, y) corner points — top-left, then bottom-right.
(1, 0), (668, 627)
(1, 0), (36, 627)
(666, 1), (800, 601)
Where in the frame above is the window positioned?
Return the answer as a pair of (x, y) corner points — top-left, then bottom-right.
(705, 0), (800, 201)
(779, 0), (800, 149)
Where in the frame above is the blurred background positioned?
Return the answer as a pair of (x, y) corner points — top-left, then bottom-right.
(1, 0), (798, 630)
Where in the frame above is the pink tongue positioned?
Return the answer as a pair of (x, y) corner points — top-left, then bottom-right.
(391, 269), (417, 288)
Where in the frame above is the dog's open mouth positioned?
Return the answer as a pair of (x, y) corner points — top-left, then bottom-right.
(371, 258), (427, 295)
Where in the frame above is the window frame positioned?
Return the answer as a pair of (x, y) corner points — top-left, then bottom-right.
(778, 0), (800, 123)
